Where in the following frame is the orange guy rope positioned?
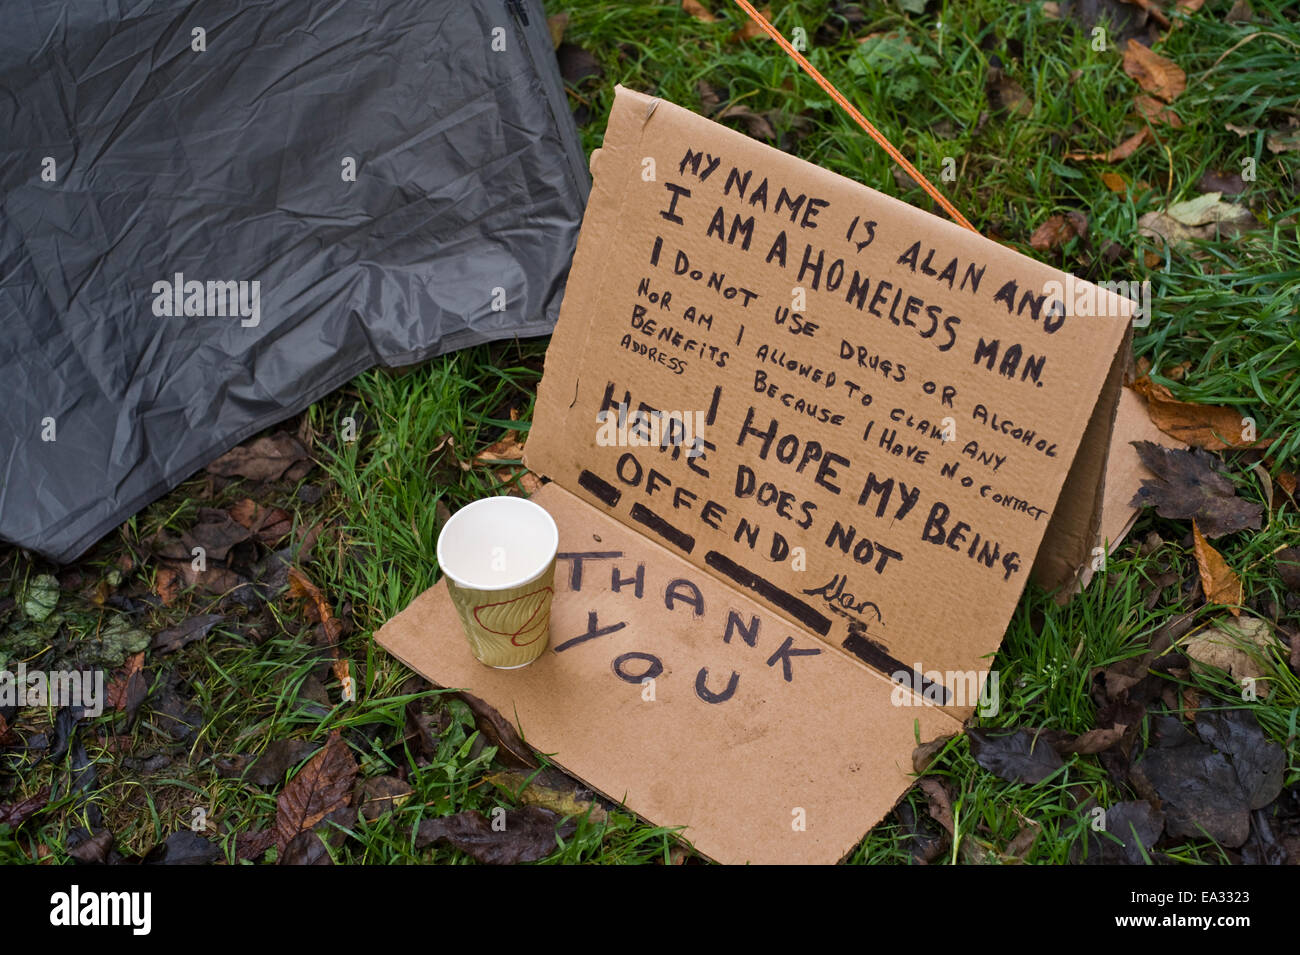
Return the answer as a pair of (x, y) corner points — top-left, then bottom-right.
(732, 0), (978, 234)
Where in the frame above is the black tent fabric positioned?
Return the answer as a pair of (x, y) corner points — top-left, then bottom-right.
(0, 0), (589, 562)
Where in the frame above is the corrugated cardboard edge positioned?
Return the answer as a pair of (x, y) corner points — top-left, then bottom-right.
(1029, 326), (1133, 598)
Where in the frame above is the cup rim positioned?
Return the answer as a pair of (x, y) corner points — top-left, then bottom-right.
(435, 495), (559, 591)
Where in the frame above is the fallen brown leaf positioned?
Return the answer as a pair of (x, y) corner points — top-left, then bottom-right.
(1129, 441), (1263, 537)
(682, 0), (716, 22)
(719, 103), (776, 141)
(1029, 212), (1088, 252)
(105, 652), (147, 716)
(731, 5), (771, 40)
(288, 566), (344, 644)
(1192, 521), (1243, 613)
(1101, 171), (1128, 192)
(458, 691), (539, 769)
(1065, 127), (1151, 162)
(1130, 378), (1269, 451)
(274, 731), (357, 852)
(1182, 617), (1282, 698)
(1134, 94), (1182, 127)
(1123, 39), (1186, 103)
(415, 807), (567, 863)
(0, 787), (49, 828)
(206, 433), (309, 482)
(155, 566), (182, 607)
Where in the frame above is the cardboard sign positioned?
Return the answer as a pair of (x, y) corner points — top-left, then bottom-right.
(377, 86), (1134, 862)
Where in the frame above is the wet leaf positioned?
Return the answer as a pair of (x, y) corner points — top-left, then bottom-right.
(1132, 741), (1250, 846)
(229, 499), (292, 543)
(1057, 724), (1129, 755)
(1195, 710), (1285, 810)
(1197, 168), (1247, 196)
(1122, 39), (1185, 103)
(0, 787), (49, 828)
(357, 776), (413, 821)
(67, 828), (113, 864)
(280, 829), (334, 865)
(143, 830), (220, 865)
(415, 807), (565, 864)
(1129, 441), (1264, 533)
(206, 433), (309, 482)
(152, 613), (225, 654)
(182, 511), (252, 561)
(274, 731), (356, 852)
(968, 728), (1065, 784)
(485, 769), (608, 824)
(288, 566), (344, 645)
(235, 829), (276, 862)
(1133, 93), (1181, 127)
(1077, 800), (1164, 864)
(1275, 547), (1300, 592)
(105, 652), (147, 717)
(246, 738), (323, 787)
(986, 65), (1033, 117)
(896, 799), (947, 864)
(155, 566), (182, 607)
(917, 777), (955, 837)
(22, 574), (59, 622)
(1192, 522), (1243, 612)
(458, 691), (539, 769)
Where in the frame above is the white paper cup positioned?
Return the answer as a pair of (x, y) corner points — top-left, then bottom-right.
(436, 496), (559, 668)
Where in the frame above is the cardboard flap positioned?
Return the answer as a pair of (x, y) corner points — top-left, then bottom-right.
(526, 86), (1133, 706)
(376, 483), (960, 865)
(1029, 328), (1132, 596)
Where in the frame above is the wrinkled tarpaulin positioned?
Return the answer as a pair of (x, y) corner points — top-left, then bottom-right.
(0, 0), (588, 562)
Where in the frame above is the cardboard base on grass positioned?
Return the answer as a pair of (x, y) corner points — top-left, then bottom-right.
(376, 482), (958, 865)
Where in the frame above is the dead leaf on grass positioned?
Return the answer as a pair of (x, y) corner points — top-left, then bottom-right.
(273, 731), (357, 852)
(968, 728), (1065, 784)
(682, 0), (716, 22)
(1130, 380), (1270, 452)
(719, 104), (777, 141)
(1182, 616), (1284, 696)
(415, 806), (566, 864)
(1192, 522), (1243, 612)
(1123, 39), (1186, 103)
(105, 652), (147, 717)
(1065, 127), (1151, 163)
(1137, 192), (1259, 247)
(458, 691), (540, 769)
(206, 433), (309, 482)
(1129, 442), (1262, 536)
(1029, 211), (1088, 251)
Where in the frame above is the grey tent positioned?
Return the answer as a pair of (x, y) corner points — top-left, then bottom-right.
(0, 0), (588, 561)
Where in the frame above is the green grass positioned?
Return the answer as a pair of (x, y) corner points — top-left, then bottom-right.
(2, 0), (1297, 865)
